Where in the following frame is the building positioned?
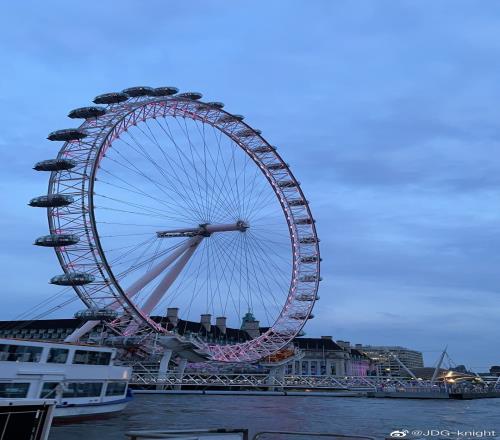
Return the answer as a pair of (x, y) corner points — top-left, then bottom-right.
(0, 311), (252, 346)
(287, 337), (372, 377)
(489, 366), (500, 376)
(0, 318), (83, 341)
(348, 349), (373, 376)
(0, 317), (375, 376)
(354, 344), (424, 376)
(288, 336), (347, 376)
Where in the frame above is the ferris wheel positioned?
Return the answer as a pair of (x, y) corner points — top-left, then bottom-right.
(31, 86), (321, 362)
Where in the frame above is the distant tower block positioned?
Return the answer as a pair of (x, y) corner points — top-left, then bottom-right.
(200, 314), (212, 332)
(166, 307), (179, 327)
(241, 311), (260, 339)
(216, 316), (227, 335)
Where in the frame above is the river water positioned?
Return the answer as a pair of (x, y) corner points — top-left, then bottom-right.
(49, 393), (500, 440)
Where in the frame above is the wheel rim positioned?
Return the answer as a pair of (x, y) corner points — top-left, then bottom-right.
(46, 92), (320, 362)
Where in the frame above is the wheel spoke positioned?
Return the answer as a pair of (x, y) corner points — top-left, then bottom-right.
(41, 94), (319, 362)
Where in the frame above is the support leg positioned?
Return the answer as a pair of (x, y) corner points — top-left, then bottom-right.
(64, 240), (198, 343)
(156, 349), (172, 390)
(142, 237), (202, 315)
(64, 320), (100, 343)
(126, 237), (198, 298)
(174, 358), (188, 390)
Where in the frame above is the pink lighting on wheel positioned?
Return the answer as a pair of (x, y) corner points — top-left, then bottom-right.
(40, 88), (320, 362)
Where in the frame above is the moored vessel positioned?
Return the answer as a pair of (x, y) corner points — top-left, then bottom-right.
(0, 398), (55, 440)
(0, 338), (132, 420)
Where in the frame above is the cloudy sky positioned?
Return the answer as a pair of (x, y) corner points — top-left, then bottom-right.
(2, 1), (500, 370)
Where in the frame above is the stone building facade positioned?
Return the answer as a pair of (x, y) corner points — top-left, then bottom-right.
(286, 337), (372, 377)
(0, 317), (372, 377)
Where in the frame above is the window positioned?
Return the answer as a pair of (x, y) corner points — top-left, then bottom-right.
(62, 382), (103, 398)
(47, 348), (69, 364)
(0, 344), (42, 362)
(0, 383), (30, 398)
(301, 361), (308, 375)
(330, 364), (336, 375)
(40, 382), (60, 398)
(320, 361), (326, 375)
(72, 350), (111, 365)
(310, 361), (318, 375)
(105, 382), (127, 396)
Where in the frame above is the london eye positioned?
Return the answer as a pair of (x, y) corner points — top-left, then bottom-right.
(32, 86), (321, 362)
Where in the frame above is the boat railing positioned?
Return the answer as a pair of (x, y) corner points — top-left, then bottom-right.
(0, 399), (55, 440)
(125, 428), (376, 440)
(252, 432), (375, 440)
(126, 428), (249, 440)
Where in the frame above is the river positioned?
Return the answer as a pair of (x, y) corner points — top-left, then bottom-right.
(49, 393), (500, 439)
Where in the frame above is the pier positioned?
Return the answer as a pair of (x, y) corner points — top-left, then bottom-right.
(129, 372), (500, 399)
(130, 372), (428, 392)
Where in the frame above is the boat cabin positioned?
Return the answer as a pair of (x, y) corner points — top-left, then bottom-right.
(0, 338), (131, 409)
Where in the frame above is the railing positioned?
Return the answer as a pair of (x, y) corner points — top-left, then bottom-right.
(130, 372), (430, 391)
(382, 386), (447, 393)
(0, 400), (55, 440)
(125, 428), (376, 440)
(253, 432), (375, 440)
(126, 428), (248, 440)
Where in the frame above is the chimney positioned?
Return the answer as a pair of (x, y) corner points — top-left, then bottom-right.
(321, 335), (333, 340)
(200, 314), (211, 332)
(166, 307), (179, 327)
(336, 340), (351, 351)
(216, 316), (227, 335)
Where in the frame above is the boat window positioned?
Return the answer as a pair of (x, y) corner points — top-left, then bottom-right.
(0, 383), (30, 398)
(62, 382), (103, 398)
(72, 350), (111, 365)
(47, 348), (69, 364)
(40, 382), (60, 398)
(105, 381), (127, 396)
(0, 344), (42, 362)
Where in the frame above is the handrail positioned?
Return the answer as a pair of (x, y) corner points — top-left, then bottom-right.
(126, 428), (249, 440)
(125, 428), (375, 440)
(129, 372), (396, 388)
(252, 432), (375, 440)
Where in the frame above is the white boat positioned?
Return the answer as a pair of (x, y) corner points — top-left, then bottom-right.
(126, 428), (376, 439)
(0, 338), (132, 420)
(0, 398), (55, 440)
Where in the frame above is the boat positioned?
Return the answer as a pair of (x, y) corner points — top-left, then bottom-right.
(126, 428), (375, 440)
(0, 398), (56, 440)
(0, 338), (132, 420)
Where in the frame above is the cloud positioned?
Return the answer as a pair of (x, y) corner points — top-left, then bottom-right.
(1, 0), (500, 368)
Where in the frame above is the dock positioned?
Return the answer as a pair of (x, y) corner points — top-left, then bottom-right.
(133, 389), (365, 397)
(367, 390), (500, 400)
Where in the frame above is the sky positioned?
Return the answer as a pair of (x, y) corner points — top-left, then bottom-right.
(1, 0), (500, 370)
